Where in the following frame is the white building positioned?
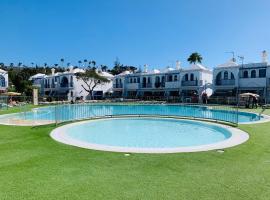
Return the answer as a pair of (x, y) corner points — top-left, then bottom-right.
(0, 68), (8, 93)
(30, 67), (114, 100)
(113, 61), (213, 102)
(213, 51), (270, 103)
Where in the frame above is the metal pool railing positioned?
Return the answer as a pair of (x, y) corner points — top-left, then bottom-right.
(53, 103), (239, 126)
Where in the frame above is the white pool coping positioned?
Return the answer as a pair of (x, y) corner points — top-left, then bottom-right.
(50, 117), (250, 153)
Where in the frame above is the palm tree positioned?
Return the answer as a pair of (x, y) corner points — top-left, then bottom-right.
(31, 62), (34, 67)
(54, 64), (58, 67)
(187, 52), (203, 64)
(92, 60), (96, 67)
(67, 62), (71, 67)
(78, 60), (82, 67)
(83, 59), (88, 68)
(101, 65), (108, 72)
(0, 63), (4, 68)
(10, 63), (14, 68)
(60, 58), (64, 67)
(44, 63), (47, 74)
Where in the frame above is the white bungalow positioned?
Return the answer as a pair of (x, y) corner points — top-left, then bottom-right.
(30, 67), (114, 100)
(213, 51), (270, 103)
(0, 68), (8, 93)
(180, 63), (212, 102)
(112, 61), (213, 102)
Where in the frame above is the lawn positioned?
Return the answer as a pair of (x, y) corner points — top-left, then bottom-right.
(0, 106), (270, 199)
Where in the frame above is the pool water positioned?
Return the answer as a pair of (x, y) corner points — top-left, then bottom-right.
(0, 104), (262, 124)
(65, 118), (232, 148)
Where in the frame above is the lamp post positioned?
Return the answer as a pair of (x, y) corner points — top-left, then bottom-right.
(237, 56), (244, 106)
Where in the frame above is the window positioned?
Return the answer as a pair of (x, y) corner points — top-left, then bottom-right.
(190, 73), (194, 81)
(155, 76), (160, 83)
(174, 75), (178, 81)
(224, 71), (228, 80)
(70, 76), (73, 87)
(0, 75), (5, 87)
(231, 73), (235, 80)
(134, 78), (136, 83)
(137, 77), (140, 83)
(60, 76), (69, 87)
(148, 77), (151, 83)
(184, 74), (188, 81)
(259, 69), (266, 78)
(168, 75), (173, 82)
(130, 78), (133, 83)
(251, 70), (256, 78)
(161, 76), (165, 83)
(243, 70), (248, 78)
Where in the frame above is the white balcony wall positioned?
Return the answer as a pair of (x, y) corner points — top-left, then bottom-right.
(165, 81), (180, 89)
(239, 78), (266, 88)
(126, 83), (140, 90)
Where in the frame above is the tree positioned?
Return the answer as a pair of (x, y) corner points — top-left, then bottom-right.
(60, 58), (64, 67)
(91, 60), (96, 67)
(83, 59), (88, 68)
(101, 65), (108, 72)
(78, 60), (82, 67)
(187, 52), (203, 64)
(76, 67), (109, 100)
(31, 62), (34, 67)
(0, 63), (4, 68)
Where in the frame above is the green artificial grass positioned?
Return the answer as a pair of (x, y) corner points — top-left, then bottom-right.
(0, 107), (270, 199)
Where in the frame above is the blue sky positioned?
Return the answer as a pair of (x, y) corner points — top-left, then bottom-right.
(0, 0), (270, 69)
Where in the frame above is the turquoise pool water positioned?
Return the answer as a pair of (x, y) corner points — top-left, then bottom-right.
(0, 104), (262, 124)
(65, 118), (232, 148)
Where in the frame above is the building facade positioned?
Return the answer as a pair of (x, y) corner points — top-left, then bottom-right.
(30, 67), (114, 100)
(113, 62), (213, 102)
(213, 51), (270, 103)
(0, 69), (8, 93)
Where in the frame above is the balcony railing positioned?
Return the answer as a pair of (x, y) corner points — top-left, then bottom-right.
(141, 83), (152, 88)
(181, 80), (198, 86)
(113, 83), (123, 88)
(216, 79), (235, 86)
(154, 82), (165, 88)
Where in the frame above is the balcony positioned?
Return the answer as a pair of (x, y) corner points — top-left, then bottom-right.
(113, 83), (123, 88)
(216, 79), (235, 86)
(181, 80), (198, 86)
(141, 83), (152, 88)
(154, 82), (165, 88)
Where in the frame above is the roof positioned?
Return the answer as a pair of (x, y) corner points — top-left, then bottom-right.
(164, 67), (175, 72)
(118, 71), (132, 76)
(183, 63), (208, 71)
(152, 69), (161, 74)
(217, 59), (238, 68)
(0, 69), (7, 73)
(99, 71), (114, 78)
(73, 68), (85, 74)
(29, 73), (46, 80)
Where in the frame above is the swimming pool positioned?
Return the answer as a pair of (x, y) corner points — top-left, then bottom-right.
(50, 117), (249, 153)
(0, 104), (263, 125)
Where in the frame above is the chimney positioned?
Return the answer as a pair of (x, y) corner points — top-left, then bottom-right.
(69, 66), (74, 73)
(176, 60), (181, 70)
(144, 64), (148, 73)
(262, 50), (268, 63)
(51, 68), (55, 75)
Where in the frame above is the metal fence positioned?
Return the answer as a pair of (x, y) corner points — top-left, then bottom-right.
(0, 95), (239, 126)
(53, 103), (238, 125)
